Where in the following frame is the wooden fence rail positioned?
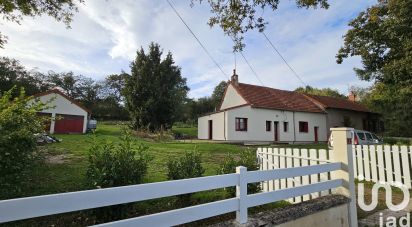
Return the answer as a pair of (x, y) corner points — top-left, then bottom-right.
(0, 163), (342, 226)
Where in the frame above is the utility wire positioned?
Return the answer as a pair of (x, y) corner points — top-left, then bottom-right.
(262, 32), (307, 87)
(166, 0), (229, 79)
(228, 36), (265, 85)
(239, 51), (264, 86)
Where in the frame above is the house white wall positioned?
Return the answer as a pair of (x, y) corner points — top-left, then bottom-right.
(294, 111), (328, 142)
(34, 93), (89, 133)
(198, 111), (226, 140)
(226, 106), (294, 142)
(224, 106), (327, 142)
(219, 84), (247, 110)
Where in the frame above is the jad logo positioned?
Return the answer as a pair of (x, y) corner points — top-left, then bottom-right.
(358, 183), (410, 227)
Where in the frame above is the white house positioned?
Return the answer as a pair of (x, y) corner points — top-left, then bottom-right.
(33, 89), (90, 134)
(198, 72), (381, 143)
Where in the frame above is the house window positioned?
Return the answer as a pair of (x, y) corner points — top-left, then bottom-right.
(266, 121), (271, 131)
(299, 121), (308, 133)
(283, 122), (288, 132)
(235, 118), (248, 131)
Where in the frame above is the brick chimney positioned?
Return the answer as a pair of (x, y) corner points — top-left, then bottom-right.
(231, 69), (238, 86)
(348, 91), (357, 102)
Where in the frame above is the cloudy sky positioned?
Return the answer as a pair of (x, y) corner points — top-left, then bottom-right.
(0, 0), (376, 98)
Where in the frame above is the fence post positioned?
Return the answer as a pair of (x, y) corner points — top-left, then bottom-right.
(236, 166), (247, 224)
(330, 128), (358, 227)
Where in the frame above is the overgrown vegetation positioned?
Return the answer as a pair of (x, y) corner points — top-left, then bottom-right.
(0, 88), (48, 199)
(219, 149), (261, 196)
(85, 129), (152, 222)
(167, 148), (205, 205)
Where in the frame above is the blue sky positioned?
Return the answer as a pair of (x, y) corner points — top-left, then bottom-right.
(0, 0), (376, 98)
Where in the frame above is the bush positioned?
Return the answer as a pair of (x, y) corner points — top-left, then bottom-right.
(0, 88), (48, 198)
(86, 129), (152, 221)
(383, 137), (411, 145)
(219, 149), (261, 197)
(167, 148), (205, 205)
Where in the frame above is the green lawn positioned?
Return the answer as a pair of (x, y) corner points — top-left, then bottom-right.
(171, 126), (198, 137)
(4, 123), (327, 226)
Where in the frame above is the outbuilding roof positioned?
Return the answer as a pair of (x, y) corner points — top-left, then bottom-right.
(221, 82), (372, 113)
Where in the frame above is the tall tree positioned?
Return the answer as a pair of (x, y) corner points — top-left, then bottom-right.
(104, 72), (129, 103)
(336, 0), (412, 136)
(0, 0), (83, 48)
(211, 81), (227, 108)
(192, 0), (329, 51)
(0, 57), (50, 96)
(295, 85), (346, 98)
(124, 43), (189, 131)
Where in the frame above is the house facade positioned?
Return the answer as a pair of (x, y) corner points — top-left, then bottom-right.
(33, 89), (90, 134)
(198, 73), (381, 143)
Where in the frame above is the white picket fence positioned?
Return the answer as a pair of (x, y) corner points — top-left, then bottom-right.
(0, 163), (344, 226)
(353, 145), (412, 188)
(258, 145), (412, 198)
(257, 147), (334, 203)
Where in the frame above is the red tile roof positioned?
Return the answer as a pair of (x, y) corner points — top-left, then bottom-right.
(306, 94), (371, 113)
(227, 82), (371, 113)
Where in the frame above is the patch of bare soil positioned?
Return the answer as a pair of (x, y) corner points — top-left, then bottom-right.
(44, 154), (70, 164)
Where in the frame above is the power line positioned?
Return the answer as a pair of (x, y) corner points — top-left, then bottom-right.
(166, 0), (229, 79)
(262, 32), (307, 87)
(239, 51), (264, 85)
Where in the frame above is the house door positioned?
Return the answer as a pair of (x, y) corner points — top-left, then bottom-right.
(314, 126), (319, 143)
(208, 120), (213, 140)
(274, 121), (279, 142)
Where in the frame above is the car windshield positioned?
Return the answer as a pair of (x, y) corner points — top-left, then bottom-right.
(365, 133), (373, 140)
(357, 132), (366, 140)
(371, 133), (380, 140)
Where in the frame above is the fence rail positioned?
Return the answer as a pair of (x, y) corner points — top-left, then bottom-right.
(0, 162), (342, 226)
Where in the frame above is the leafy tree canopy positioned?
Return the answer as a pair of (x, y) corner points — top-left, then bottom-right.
(295, 85), (346, 98)
(336, 0), (412, 137)
(124, 42), (189, 131)
(192, 0), (329, 51)
(0, 0), (83, 48)
(211, 80), (227, 107)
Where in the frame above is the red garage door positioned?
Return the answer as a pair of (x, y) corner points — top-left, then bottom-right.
(54, 114), (84, 134)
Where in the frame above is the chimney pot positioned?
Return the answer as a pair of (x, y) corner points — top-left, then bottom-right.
(231, 69), (238, 85)
(348, 92), (357, 102)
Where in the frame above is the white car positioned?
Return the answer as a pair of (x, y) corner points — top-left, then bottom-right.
(352, 129), (383, 145)
(328, 129), (383, 147)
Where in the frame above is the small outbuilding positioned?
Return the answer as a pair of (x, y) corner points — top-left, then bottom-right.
(33, 89), (90, 134)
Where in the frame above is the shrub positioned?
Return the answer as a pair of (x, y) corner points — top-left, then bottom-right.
(383, 137), (410, 145)
(0, 88), (48, 198)
(167, 148), (205, 205)
(219, 149), (261, 196)
(86, 129), (152, 221)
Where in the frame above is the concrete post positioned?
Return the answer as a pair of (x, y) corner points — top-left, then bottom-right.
(236, 166), (247, 224)
(50, 112), (56, 134)
(330, 128), (358, 227)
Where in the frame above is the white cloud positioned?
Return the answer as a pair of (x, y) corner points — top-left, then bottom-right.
(0, 0), (376, 97)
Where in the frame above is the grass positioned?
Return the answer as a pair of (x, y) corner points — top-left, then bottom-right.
(3, 123), (330, 226)
(171, 126), (198, 138)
